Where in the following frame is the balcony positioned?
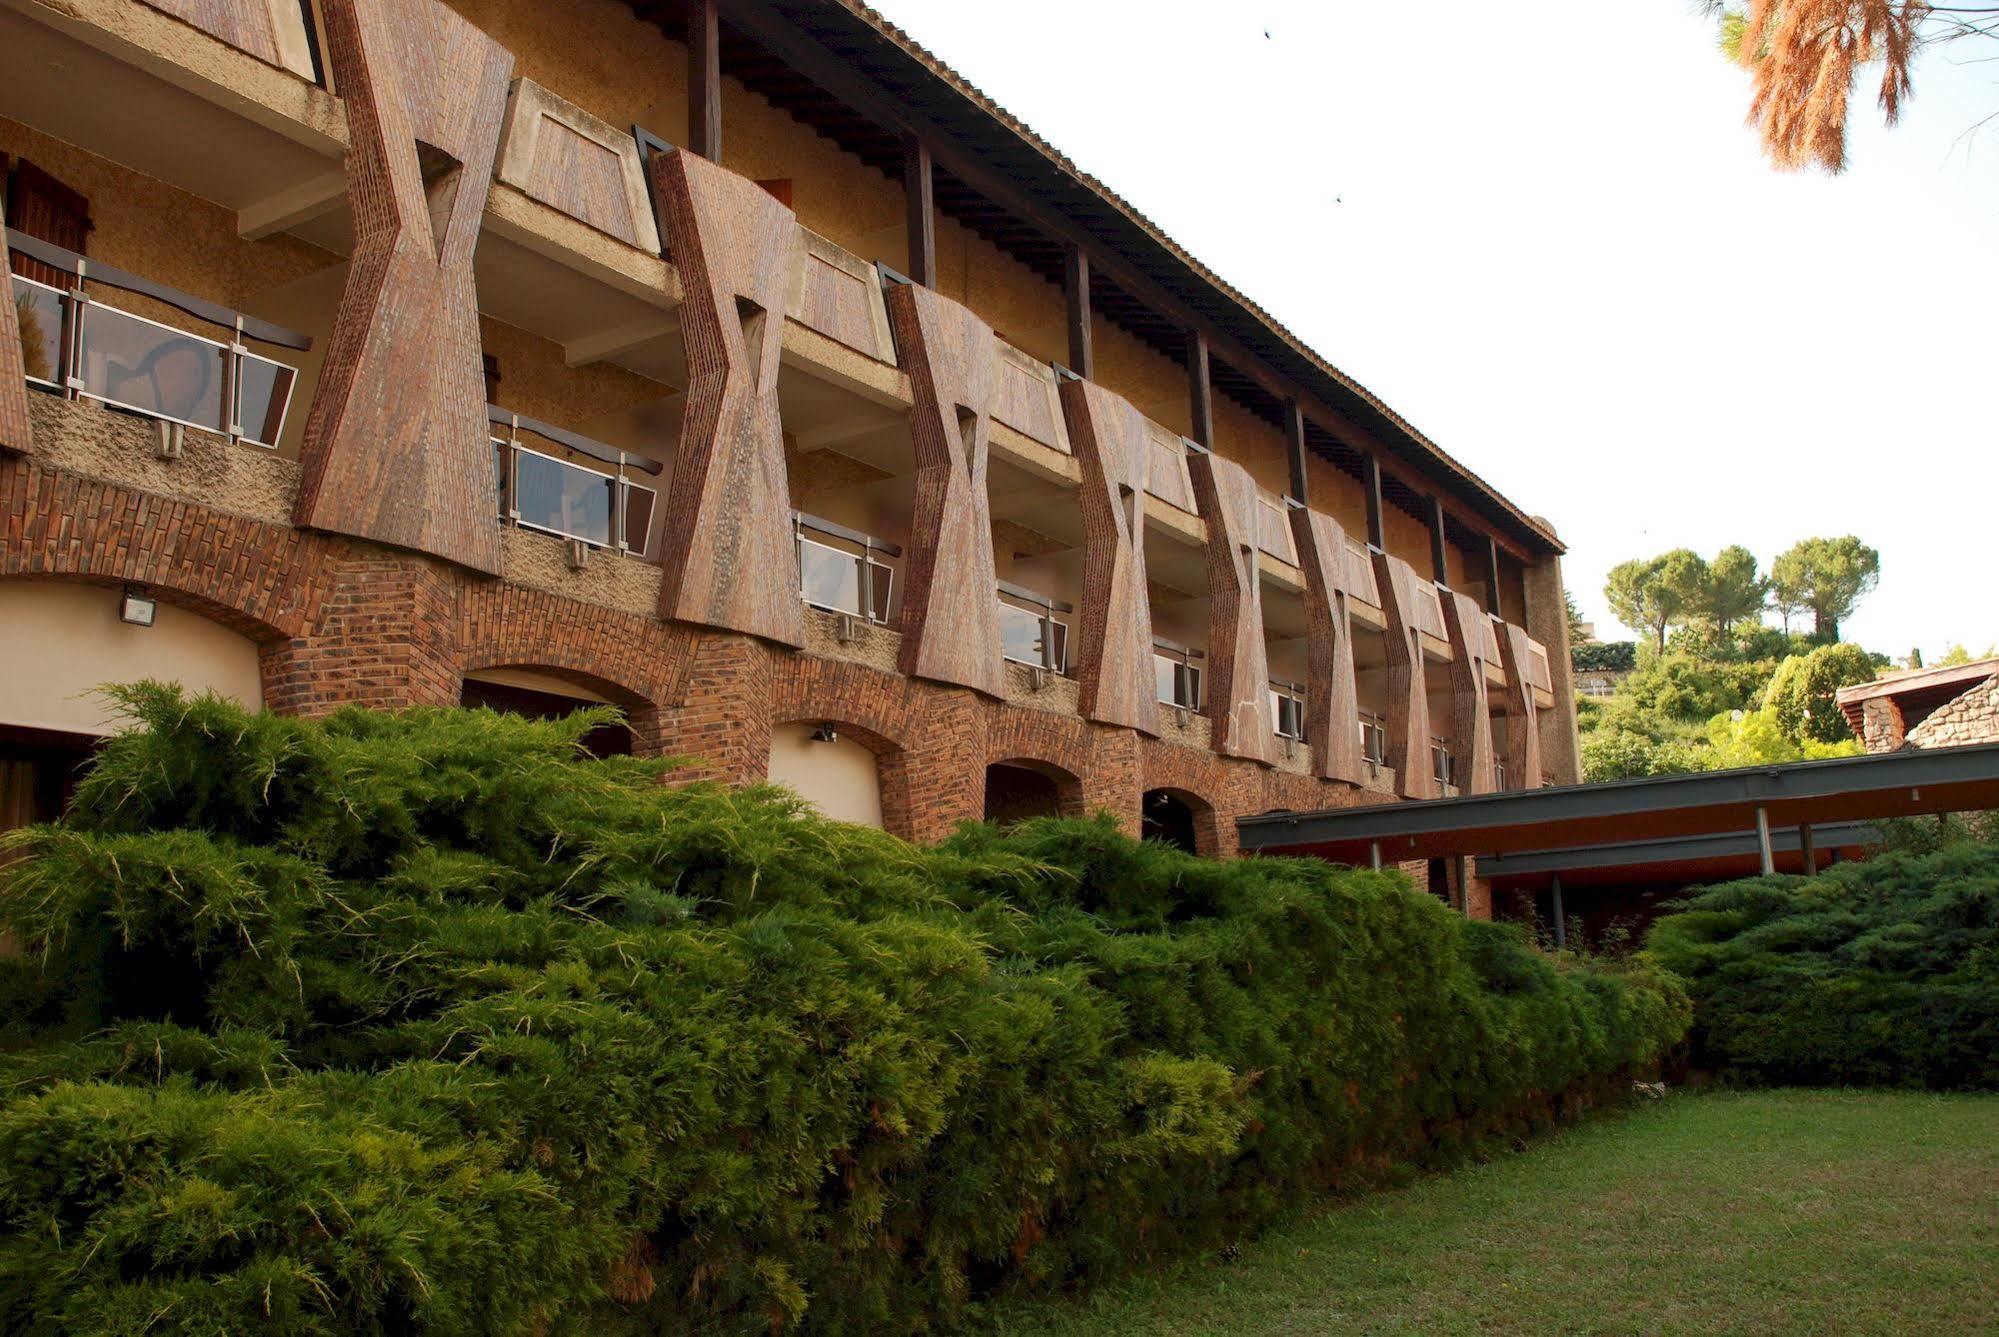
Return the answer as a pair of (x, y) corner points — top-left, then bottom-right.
(10, 230), (310, 450)
(1154, 638), (1205, 712)
(1431, 736), (1458, 795)
(794, 512), (897, 626)
(1359, 710), (1389, 767)
(997, 582), (1071, 674)
(1271, 679), (1306, 741)
(490, 407), (660, 558)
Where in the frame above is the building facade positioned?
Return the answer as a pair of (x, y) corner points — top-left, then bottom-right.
(0, 0), (1579, 857)
(1838, 659), (1999, 755)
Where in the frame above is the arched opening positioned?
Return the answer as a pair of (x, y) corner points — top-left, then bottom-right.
(984, 761), (1070, 826)
(1141, 788), (1204, 855)
(0, 580), (265, 835)
(460, 667), (634, 758)
(768, 721), (884, 829)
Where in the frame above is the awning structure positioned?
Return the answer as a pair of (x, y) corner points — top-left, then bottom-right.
(1473, 820), (1880, 894)
(1239, 744), (1999, 874)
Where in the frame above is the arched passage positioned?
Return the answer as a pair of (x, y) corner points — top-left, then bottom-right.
(768, 720), (886, 829)
(1142, 787), (1216, 856)
(0, 578), (268, 834)
(460, 666), (637, 758)
(985, 759), (1082, 826)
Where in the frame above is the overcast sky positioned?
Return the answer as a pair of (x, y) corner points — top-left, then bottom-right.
(866, 0), (1999, 661)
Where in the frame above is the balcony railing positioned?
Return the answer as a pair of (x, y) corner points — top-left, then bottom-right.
(10, 229), (311, 449)
(997, 580), (1071, 673)
(1270, 678), (1305, 740)
(1359, 710), (1388, 767)
(490, 406), (660, 557)
(795, 512), (897, 624)
(1154, 637), (1204, 711)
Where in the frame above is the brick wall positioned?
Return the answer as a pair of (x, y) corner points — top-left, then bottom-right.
(4, 452), (1416, 856)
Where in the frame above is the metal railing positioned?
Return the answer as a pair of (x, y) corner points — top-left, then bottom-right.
(997, 580), (1071, 673)
(1153, 637), (1204, 711)
(795, 512), (897, 624)
(9, 229), (311, 449)
(1270, 678), (1306, 740)
(1359, 710), (1388, 766)
(490, 406), (660, 556)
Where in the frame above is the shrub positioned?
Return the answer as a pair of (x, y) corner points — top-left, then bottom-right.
(0, 687), (1689, 1334)
(1762, 642), (1880, 744)
(1572, 641), (1636, 673)
(1646, 840), (1999, 1089)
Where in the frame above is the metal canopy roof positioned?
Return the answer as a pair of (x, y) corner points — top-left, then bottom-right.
(1474, 821), (1881, 893)
(1239, 745), (1999, 865)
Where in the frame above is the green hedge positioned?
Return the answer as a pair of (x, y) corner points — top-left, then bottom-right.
(1646, 841), (1999, 1089)
(0, 687), (1688, 1333)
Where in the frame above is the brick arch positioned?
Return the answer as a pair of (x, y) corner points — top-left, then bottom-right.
(771, 656), (921, 753)
(984, 754), (1088, 822)
(983, 709), (1093, 781)
(0, 464), (327, 642)
(458, 585), (698, 756)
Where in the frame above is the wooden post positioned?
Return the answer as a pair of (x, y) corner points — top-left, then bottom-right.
(1285, 400), (1309, 503)
(1186, 329), (1213, 449)
(1362, 451), (1384, 549)
(1065, 243), (1093, 379)
(1799, 822), (1817, 874)
(1756, 805), (1774, 875)
(1486, 536), (1503, 617)
(688, 0), (721, 162)
(1428, 494), (1449, 585)
(903, 135), (935, 287)
(1550, 872), (1566, 950)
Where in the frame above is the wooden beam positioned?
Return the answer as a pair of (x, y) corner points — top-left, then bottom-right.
(1285, 399), (1309, 503)
(715, 0), (1547, 559)
(1486, 536), (1503, 617)
(1186, 329), (1213, 449)
(1362, 451), (1384, 549)
(1429, 494), (1449, 585)
(904, 134), (935, 287)
(688, 0), (721, 162)
(1065, 242), (1092, 379)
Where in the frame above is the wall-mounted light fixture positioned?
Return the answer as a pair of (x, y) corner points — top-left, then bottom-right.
(810, 723), (839, 743)
(118, 585), (157, 628)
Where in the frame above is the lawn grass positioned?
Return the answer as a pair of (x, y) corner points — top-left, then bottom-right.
(986, 1090), (1999, 1335)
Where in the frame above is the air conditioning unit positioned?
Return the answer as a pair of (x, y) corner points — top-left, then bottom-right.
(565, 538), (590, 570)
(154, 421), (184, 460)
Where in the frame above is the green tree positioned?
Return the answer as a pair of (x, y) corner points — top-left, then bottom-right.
(1769, 536), (1880, 643)
(1696, 545), (1769, 635)
(1762, 642), (1880, 743)
(1605, 549), (1705, 652)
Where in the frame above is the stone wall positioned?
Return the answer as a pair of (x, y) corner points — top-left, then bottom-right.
(1906, 675), (1999, 750)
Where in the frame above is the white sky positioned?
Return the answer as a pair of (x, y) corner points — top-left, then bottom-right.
(866, 0), (1999, 661)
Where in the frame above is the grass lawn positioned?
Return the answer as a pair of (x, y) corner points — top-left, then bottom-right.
(987, 1090), (1999, 1335)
